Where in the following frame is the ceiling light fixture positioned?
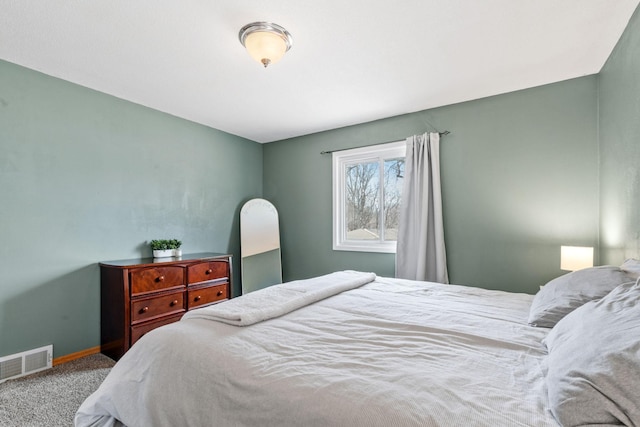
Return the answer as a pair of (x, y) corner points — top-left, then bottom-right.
(239, 22), (293, 68)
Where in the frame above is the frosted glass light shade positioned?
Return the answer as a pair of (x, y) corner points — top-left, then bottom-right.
(244, 31), (287, 67)
(239, 22), (293, 68)
(560, 246), (594, 271)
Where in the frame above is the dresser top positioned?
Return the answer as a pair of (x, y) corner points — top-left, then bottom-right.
(99, 252), (232, 268)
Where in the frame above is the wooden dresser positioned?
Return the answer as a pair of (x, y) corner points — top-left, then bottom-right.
(100, 252), (232, 360)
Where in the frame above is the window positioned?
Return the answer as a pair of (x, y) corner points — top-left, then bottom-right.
(332, 141), (406, 253)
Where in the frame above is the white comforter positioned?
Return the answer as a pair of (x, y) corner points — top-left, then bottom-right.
(76, 273), (558, 427)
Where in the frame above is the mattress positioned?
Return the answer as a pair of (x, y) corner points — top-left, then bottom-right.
(75, 273), (558, 427)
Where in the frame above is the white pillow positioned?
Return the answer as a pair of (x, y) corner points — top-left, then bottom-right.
(620, 258), (640, 277)
(528, 266), (636, 327)
(544, 280), (640, 426)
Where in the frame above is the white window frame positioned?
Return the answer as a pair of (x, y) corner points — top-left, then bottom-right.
(332, 141), (406, 253)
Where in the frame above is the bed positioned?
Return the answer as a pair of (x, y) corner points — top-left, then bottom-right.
(75, 268), (640, 427)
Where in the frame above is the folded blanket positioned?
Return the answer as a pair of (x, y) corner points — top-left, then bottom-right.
(183, 270), (376, 326)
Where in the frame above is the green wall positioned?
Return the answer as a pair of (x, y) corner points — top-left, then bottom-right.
(7, 8), (640, 358)
(264, 77), (599, 294)
(0, 60), (263, 358)
(598, 5), (640, 265)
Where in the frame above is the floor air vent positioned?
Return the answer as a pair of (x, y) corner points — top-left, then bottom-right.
(0, 345), (52, 383)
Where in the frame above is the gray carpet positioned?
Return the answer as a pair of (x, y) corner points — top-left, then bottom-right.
(0, 353), (115, 427)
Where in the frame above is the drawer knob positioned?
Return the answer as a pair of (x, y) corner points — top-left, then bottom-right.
(206, 269), (212, 275)
(156, 276), (165, 282)
(194, 295), (201, 302)
(217, 290), (223, 296)
(140, 306), (149, 313)
(170, 300), (178, 306)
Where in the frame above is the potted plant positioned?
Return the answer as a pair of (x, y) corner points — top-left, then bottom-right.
(150, 239), (182, 258)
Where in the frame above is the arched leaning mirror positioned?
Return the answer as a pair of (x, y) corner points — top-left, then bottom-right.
(240, 198), (283, 294)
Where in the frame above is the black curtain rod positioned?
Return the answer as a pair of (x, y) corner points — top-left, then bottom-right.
(320, 131), (450, 155)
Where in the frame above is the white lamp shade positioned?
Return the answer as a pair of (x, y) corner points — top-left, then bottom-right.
(560, 246), (594, 271)
(244, 31), (288, 66)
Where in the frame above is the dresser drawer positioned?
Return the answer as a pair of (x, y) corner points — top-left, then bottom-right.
(187, 260), (229, 285)
(131, 291), (185, 324)
(130, 266), (184, 295)
(101, 253), (232, 360)
(187, 283), (228, 309)
(130, 313), (184, 347)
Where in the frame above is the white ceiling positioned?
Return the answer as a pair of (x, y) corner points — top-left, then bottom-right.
(1, 1), (638, 143)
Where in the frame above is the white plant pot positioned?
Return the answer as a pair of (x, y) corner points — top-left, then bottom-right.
(173, 248), (182, 257)
(153, 249), (174, 258)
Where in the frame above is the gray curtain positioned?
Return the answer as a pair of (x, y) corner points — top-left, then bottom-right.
(396, 132), (449, 283)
